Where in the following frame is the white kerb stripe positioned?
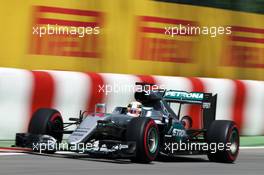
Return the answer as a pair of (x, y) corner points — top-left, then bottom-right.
(102, 73), (138, 112)
(46, 71), (90, 125)
(0, 68), (33, 139)
(199, 78), (235, 121)
(242, 80), (264, 135)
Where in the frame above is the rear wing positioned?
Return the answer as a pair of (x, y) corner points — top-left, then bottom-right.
(163, 90), (217, 130)
(134, 83), (217, 129)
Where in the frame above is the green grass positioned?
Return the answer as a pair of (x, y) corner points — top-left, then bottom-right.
(1, 136), (264, 148)
(0, 140), (15, 148)
(240, 136), (264, 146)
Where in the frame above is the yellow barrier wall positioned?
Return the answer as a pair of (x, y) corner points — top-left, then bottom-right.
(0, 0), (263, 80)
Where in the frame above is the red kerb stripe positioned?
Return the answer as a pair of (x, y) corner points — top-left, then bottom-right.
(137, 75), (157, 85)
(29, 71), (55, 128)
(232, 80), (246, 132)
(187, 77), (205, 129)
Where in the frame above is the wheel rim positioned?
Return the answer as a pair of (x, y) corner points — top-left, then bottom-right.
(47, 115), (63, 141)
(147, 127), (158, 154)
(50, 118), (63, 131)
(229, 130), (239, 155)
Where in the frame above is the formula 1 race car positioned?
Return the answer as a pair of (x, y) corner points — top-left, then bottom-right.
(15, 82), (239, 163)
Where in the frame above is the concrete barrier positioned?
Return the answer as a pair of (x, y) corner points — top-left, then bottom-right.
(0, 67), (264, 139)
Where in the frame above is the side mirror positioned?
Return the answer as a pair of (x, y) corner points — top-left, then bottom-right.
(95, 103), (107, 114)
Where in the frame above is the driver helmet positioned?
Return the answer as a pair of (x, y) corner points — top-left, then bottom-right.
(127, 101), (142, 117)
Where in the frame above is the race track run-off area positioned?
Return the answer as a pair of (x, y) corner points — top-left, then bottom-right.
(0, 148), (263, 175)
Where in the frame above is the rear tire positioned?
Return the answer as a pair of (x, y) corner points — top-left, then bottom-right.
(206, 120), (239, 163)
(29, 108), (63, 143)
(126, 117), (159, 163)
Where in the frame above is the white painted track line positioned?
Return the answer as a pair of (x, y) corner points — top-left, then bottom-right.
(0, 146), (264, 156)
(240, 146), (264, 149)
(0, 153), (26, 156)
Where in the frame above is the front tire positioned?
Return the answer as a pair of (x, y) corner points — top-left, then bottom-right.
(29, 108), (64, 143)
(126, 117), (159, 163)
(206, 120), (239, 163)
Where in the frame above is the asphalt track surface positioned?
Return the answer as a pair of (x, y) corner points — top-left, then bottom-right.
(0, 148), (263, 175)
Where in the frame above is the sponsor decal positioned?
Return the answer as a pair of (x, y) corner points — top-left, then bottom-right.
(223, 26), (264, 68)
(171, 128), (186, 137)
(29, 6), (104, 58)
(134, 16), (197, 63)
(164, 90), (204, 101)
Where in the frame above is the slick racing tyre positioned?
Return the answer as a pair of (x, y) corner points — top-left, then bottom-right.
(206, 120), (239, 163)
(29, 108), (64, 143)
(126, 117), (159, 163)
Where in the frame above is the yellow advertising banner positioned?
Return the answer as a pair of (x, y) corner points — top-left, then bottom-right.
(0, 0), (263, 80)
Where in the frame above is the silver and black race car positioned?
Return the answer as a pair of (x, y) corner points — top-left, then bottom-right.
(15, 82), (239, 163)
